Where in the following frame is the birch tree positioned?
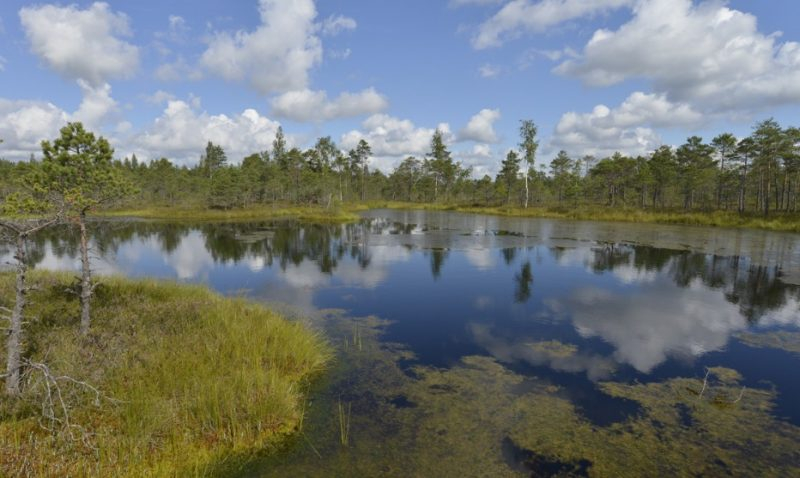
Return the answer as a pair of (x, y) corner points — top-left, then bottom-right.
(519, 120), (539, 208)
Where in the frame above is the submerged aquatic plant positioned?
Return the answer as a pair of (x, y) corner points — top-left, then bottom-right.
(337, 400), (351, 446)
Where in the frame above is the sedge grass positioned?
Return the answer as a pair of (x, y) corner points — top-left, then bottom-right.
(366, 201), (800, 233)
(102, 204), (362, 223)
(0, 271), (332, 477)
(337, 400), (351, 447)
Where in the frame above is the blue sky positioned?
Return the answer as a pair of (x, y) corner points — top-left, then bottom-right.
(1, 0), (799, 176)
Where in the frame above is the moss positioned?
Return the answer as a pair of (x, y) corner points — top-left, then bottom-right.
(254, 315), (800, 477)
(0, 271), (332, 477)
(527, 340), (579, 359)
(707, 366), (744, 384)
(736, 331), (800, 355)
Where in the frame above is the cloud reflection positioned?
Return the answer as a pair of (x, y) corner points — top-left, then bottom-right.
(546, 279), (748, 373)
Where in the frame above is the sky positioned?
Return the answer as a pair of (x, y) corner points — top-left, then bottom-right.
(1, 0), (799, 177)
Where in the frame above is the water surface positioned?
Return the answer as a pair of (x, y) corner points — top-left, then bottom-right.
(8, 210), (800, 476)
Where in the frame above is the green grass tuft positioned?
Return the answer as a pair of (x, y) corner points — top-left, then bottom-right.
(0, 271), (332, 477)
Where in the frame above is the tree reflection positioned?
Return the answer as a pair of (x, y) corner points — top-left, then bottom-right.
(514, 261), (533, 303)
(5, 219), (797, 326)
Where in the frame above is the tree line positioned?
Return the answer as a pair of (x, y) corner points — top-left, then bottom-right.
(3, 119), (798, 217)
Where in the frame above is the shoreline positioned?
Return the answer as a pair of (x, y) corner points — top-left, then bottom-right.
(102, 202), (800, 233)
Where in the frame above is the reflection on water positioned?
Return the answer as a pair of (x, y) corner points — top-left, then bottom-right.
(4, 212), (800, 429)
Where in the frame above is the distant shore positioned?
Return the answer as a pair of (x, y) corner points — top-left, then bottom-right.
(104, 202), (800, 233)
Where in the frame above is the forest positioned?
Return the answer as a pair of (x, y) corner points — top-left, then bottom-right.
(3, 118), (799, 218)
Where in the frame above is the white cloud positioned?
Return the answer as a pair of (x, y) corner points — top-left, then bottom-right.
(340, 114), (452, 171)
(556, 0), (800, 112)
(456, 143), (495, 177)
(168, 15), (187, 36)
(0, 79), (125, 160)
(200, 0), (322, 95)
(319, 14), (357, 36)
(270, 88), (388, 122)
(0, 99), (69, 159)
(143, 90), (176, 105)
(73, 80), (118, 129)
(478, 64), (500, 78)
(550, 92), (703, 157)
(155, 57), (203, 81)
(0, 56), (6, 72)
(458, 108), (501, 143)
(472, 0), (634, 49)
(132, 100), (281, 165)
(19, 2), (139, 85)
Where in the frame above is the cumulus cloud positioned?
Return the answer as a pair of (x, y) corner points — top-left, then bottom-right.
(19, 2), (139, 85)
(456, 143), (495, 177)
(550, 92), (703, 157)
(200, 0), (322, 95)
(319, 14), (357, 36)
(270, 88), (388, 122)
(132, 100), (281, 165)
(472, 0), (634, 49)
(143, 90), (176, 105)
(458, 108), (501, 143)
(340, 114), (452, 171)
(0, 79), (124, 159)
(0, 99), (69, 159)
(556, 0), (800, 112)
(73, 80), (118, 129)
(154, 57), (203, 82)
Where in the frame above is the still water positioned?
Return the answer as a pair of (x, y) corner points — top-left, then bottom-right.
(9, 210), (800, 476)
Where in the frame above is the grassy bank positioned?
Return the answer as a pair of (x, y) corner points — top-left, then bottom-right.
(100, 201), (800, 232)
(367, 201), (800, 233)
(103, 204), (364, 223)
(0, 272), (331, 477)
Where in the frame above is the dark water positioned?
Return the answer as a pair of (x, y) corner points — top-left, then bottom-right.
(7, 210), (800, 476)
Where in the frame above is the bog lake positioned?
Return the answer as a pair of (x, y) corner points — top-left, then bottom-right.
(9, 209), (800, 477)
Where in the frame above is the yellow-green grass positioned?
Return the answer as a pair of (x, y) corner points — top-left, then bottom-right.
(367, 201), (800, 233)
(102, 204), (363, 223)
(0, 271), (332, 477)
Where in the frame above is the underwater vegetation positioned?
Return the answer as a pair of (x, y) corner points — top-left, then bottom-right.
(254, 312), (800, 477)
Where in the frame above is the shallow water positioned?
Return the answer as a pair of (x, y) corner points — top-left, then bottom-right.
(8, 210), (800, 476)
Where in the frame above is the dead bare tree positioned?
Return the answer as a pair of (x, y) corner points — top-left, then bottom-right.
(1, 216), (60, 396)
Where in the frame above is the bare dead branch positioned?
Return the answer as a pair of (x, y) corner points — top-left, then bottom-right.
(697, 368), (711, 400)
(20, 358), (122, 449)
(732, 387), (746, 404)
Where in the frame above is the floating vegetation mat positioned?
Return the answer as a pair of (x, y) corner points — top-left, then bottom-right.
(248, 311), (800, 477)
